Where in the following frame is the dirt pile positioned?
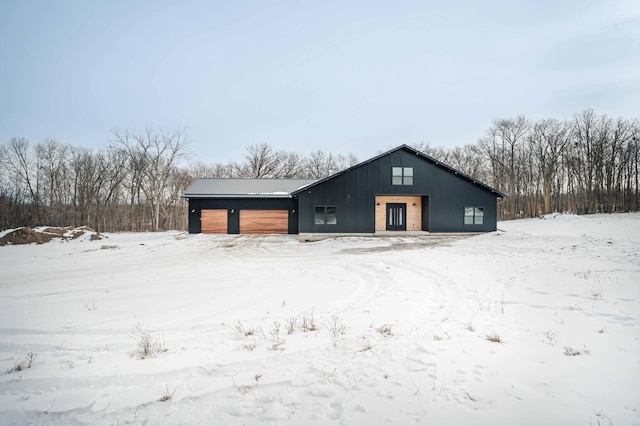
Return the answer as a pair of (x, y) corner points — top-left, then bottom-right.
(0, 226), (103, 246)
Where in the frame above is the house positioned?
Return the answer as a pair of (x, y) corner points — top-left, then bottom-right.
(183, 145), (506, 234)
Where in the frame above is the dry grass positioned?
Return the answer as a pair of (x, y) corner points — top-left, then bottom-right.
(130, 322), (167, 359)
(5, 351), (38, 374)
(300, 312), (318, 332)
(564, 345), (590, 356)
(239, 343), (256, 351)
(234, 321), (258, 337)
(376, 324), (393, 337)
(159, 384), (175, 402)
(328, 315), (347, 347)
(268, 321), (285, 351)
(485, 332), (502, 343)
(358, 343), (373, 352)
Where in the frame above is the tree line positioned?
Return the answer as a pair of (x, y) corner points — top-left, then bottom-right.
(424, 109), (639, 219)
(0, 129), (358, 232)
(1, 109), (638, 232)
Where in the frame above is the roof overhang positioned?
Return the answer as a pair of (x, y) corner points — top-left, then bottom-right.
(182, 178), (318, 199)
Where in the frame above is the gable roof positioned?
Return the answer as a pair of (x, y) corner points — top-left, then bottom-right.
(291, 144), (507, 198)
(183, 178), (318, 199)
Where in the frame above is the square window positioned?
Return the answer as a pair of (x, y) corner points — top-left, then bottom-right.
(315, 206), (337, 225)
(392, 167), (413, 185)
(464, 207), (484, 225)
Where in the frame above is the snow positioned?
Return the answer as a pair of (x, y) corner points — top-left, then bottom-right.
(0, 213), (639, 425)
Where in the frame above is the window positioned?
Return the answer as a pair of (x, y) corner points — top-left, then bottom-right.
(392, 167), (413, 185)
(464, 207), (484, 225)
(315, 206), (337, 225)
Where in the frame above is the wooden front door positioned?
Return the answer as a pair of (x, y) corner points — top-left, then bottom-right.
(386, 203), (406, 231)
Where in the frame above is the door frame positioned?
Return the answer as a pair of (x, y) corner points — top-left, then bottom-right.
(386, 203), (407, 231)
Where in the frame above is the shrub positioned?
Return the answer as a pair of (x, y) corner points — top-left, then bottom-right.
(285, 316), (297, 335)
(130, 322), (167, 359)
(328, 315), (347, 347)
(234, 321), (258, 337)
(6, 351), (38, 374)
(159, 384), (176, 402)
(485, 332), (502, 343)
(300, 311), (318, 332)
(268, 321), (286, 351)
(376, 324), (393, 337)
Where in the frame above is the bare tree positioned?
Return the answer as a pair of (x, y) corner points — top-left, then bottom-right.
(36, 139), (71, 226)
(605, 117), (635, 212)
(189, 161), (236, 178)
(239, 143), (282, 178)
(447, 144), (487, 182)
(303, 150), (342, 178)
(568, 109), (611, 213)
(529, 119), (571, 214)
(276, 151), (304, 178)
(163, 167), (192, 230)
(1, 138), (42, 225)
(413, 142), (451, 164)
(112, 127), (190, 231)
(479, 116), (531, 218)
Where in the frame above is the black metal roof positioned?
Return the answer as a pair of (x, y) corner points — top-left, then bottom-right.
(183, 178), (318, 199)
(291, 144), (507, 198)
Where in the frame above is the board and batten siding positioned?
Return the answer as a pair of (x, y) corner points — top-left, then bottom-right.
(375, 195), (422, 231)
(296, 147), (500, 233)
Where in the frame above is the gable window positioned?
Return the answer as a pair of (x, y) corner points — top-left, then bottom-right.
(464, 207), (484, 225)
(315, 206), (337, 225)
(392, 167), (413, 185)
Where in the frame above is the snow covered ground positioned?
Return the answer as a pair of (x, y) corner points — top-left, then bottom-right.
(0, 213), (638, 425)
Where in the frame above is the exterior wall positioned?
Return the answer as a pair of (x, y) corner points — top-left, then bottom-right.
(187, 198), (298, 234)
(374, 195), (422, 231)
(297, 148), (499, 233)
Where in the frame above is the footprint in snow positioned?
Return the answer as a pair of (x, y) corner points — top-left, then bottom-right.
(325, 401), (344, 421)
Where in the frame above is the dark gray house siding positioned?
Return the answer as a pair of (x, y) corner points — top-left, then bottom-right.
(293, 146), (503, 233)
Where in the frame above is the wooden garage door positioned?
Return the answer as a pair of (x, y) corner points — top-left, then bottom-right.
(239, 210), (289, 234)
(201, 209), (228, 234)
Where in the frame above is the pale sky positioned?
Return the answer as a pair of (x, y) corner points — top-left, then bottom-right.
(1, 0), (638, 163)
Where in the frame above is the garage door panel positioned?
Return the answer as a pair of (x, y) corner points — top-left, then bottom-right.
(201, 209), (228, 233)
(240, 210), (288, 234)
